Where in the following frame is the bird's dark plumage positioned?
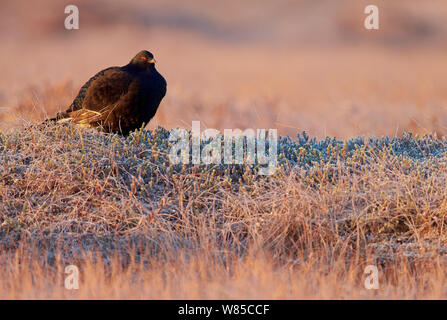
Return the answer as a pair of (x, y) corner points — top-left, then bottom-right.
(50, 50), (166, 135)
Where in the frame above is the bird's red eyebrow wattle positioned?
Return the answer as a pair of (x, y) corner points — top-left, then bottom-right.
(140, 56), (147, 60)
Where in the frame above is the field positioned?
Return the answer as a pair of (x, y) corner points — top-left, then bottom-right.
(1, 0), (447, 299)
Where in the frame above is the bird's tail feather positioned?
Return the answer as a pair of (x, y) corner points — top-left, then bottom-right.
(39, 107), (107, 129)
(67, 109), (103, 128)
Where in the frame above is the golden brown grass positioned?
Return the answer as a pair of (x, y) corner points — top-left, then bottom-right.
(2, 0), (447, 299)
(3, 247), (447, 299)
(1, 125), (447, 299)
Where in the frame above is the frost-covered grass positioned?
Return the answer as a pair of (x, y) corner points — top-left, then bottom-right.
(1, 123), (447, 299)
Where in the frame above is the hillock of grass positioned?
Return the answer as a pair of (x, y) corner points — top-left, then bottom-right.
(1, 123), (447, 267)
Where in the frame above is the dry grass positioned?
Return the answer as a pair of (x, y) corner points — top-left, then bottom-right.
(3, 246), (447, 299)
(1, 125), (447, 299)
(2, 0), (447, 299)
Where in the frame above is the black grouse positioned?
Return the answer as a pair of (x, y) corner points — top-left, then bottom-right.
(49, 50), (166, 135)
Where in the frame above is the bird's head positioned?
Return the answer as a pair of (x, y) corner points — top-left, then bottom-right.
(130, 50), (156, 70)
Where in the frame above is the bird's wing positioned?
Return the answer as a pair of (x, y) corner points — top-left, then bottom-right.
(58, 68), (134, 127)
(69, 66), (119, 112)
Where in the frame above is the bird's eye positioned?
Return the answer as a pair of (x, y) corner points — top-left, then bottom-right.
(140, 56), (148, 61)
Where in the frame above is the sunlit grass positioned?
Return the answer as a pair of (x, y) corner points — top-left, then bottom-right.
(1, 123), (447, 299)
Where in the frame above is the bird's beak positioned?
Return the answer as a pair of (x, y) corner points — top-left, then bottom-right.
(148, 58), (156, 64)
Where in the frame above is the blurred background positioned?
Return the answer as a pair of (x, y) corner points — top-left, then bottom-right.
(1, 0), (447, 138)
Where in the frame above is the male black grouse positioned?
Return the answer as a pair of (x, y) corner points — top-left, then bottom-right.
(49, 50), (166, 135)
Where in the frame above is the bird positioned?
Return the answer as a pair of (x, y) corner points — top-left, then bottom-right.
(48, 50), (166, 135)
